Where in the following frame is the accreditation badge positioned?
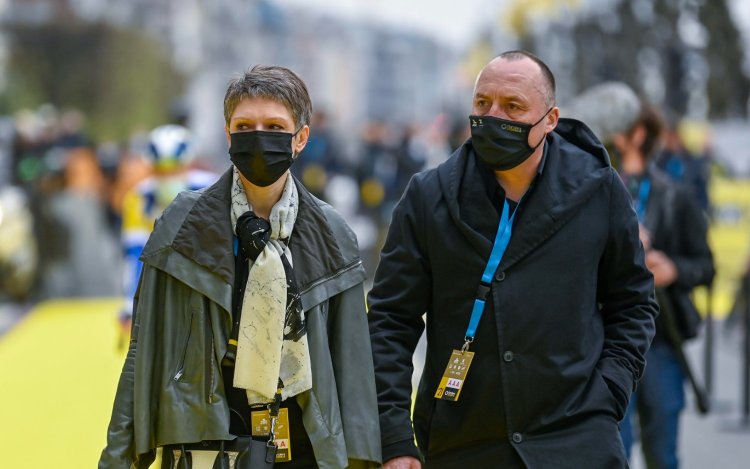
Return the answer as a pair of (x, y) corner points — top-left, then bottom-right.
(434, 349), (475, 401)
(251, 408), (292, 462)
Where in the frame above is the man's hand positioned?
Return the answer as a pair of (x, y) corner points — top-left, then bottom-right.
(645, 249), (678, 287)
(384, 456), (422, 469)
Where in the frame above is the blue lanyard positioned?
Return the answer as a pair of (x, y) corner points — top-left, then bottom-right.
(635, 177), (651, 223)
(463, 199), (517, 350)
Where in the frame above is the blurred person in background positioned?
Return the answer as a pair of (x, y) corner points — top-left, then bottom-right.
(368, 51), (657, 469)
(9, 105), (120, 298)
(568, 82), (715, 469)
(0, 115), (37, 301)
(100, 65), (381, 469)
(46, 146), (121, 297)
(118, 124), (217, 334)
(656, 119), (713, 215)
(292, 110), (346, 200)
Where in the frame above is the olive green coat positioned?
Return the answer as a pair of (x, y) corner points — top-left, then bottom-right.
(100, 170), (381, 469)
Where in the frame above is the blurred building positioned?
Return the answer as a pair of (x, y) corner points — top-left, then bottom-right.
(1, 0), (460, 163)
(467, 0), (750, 120)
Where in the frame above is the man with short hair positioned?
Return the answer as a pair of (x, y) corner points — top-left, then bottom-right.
(368, 51), (658, 468)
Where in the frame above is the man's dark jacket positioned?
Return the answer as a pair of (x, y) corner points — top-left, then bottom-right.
(368, 119), (658, 468)
(641, 166), (714, 343)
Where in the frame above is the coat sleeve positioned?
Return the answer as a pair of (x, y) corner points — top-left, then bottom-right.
(670, 187), (714, 289)
(329, 283), (383, 468)
(367, 176), (431, 462)
(596, 171), (659, 419)
(99, 274), (155, 469)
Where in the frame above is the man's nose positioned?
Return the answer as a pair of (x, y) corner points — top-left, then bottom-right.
(487, 103), (509, 120)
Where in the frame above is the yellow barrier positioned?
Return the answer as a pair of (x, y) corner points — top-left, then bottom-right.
(699, 175), (750, 318)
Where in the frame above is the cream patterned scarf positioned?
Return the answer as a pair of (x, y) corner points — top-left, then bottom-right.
(230, 168), (312, 404)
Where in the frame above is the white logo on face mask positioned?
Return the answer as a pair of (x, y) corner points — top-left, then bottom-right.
(501, 123), (523, 133)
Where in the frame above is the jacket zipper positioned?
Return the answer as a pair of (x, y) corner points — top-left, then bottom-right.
(299, 259), (362, 297)
(205, 310), (215, 403)
(173, 312), (194, 381)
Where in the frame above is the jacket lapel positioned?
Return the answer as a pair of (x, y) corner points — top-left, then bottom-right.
(168, 170), (357, 314)
(439, 130), (610, 273)
(172, 169), (235, 285)
(499, 134), (609, 271)
(437, 146), (494, 259)
(288, 177), (350, 293)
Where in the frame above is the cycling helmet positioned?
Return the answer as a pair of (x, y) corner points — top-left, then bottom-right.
(147, 124), (192, 171)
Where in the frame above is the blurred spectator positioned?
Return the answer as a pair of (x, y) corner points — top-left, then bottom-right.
(568, 83), (715, 469)
(357, 120), (399, 215)
(394, 123), (426, 197)
(656, 119), (712, 214)
(0, 185), (37, 301)
(293, 110), (345, 199)
(119, 124), (217, 328)
(43, 146), (121, 298)
(9, 105), (121, 299)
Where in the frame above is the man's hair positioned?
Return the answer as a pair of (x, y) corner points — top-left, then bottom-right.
(498, 50), (556, 107)
(629, 103), (665, 160)
(223, 65), (312, 129)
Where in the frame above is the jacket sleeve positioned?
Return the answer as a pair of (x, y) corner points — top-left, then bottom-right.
(367, 176), (431, 462)
(596, 171), (659, 419)
(329, 283), (383, 468)
(99, 276), (155, 469)
(670, 187), (714, 289)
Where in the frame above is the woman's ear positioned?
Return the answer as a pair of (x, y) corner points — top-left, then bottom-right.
(293, 125), (310, 155)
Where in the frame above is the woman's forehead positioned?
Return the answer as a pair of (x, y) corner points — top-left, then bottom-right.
(231, 96), (293, 122)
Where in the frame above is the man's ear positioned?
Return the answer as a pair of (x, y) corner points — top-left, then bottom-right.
(545, 107), (560, 133)
(225, 126), (231, 146)
(293, 125), (310, 155)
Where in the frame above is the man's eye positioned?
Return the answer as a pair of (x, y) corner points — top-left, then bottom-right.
(270, 124), (283, 130)
(476, 100), (487, 107)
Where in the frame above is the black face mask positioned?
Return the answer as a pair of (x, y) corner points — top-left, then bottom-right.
(229, 130), (298, 187)
(469, 108), (552, 171)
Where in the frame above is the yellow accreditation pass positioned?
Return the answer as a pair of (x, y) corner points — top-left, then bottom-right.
(434, 349), (475, 401)
(251, 408), (291, 462)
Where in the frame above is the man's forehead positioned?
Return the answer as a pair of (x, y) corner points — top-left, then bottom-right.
(479, 57), (542, 82)
(474, 57), (546, 97)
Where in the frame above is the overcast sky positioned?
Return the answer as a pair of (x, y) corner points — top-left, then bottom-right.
(275, 0), (750, 72)
(275, 0), (500, 47)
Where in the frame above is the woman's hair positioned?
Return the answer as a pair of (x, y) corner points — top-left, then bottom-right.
(223, 65), (312, 129)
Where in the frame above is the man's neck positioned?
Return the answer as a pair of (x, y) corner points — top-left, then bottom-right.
(494, 148), (543, 201)
(241, 172), (289, 219)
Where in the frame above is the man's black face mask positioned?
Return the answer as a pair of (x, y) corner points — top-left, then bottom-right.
(469, 109), (551, 171)
(229, 130), (298, 187)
